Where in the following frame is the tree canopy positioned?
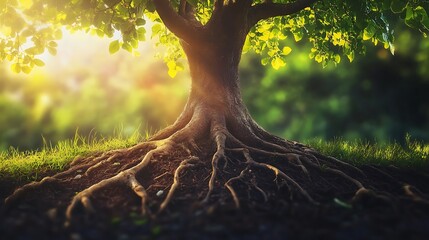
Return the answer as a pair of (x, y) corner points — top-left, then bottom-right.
(1, 0), (428, 74)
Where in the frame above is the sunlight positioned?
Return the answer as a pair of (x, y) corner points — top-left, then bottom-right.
(34, 28), (152, 73)
(1, 26), (190, 149)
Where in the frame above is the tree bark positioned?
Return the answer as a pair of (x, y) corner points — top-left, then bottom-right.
(149, 2), (271, 143)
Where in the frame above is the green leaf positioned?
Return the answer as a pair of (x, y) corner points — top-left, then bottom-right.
(151, 24), (162, 37)
(347, 51), (355, 62)
(109, 40), (120, 54)
(48, 41), (58, 48)
(47, 47), (57, 56)
(33, 59), (45, 66)
(137, 28), (146, 41)
(122, 42), (132, 52)
(405, 6), (420, 28)
(130, 38), (138, 48)
(168, 69), (177, 78)
(25, 47), (43, 55)
(315, 54), (323, 63)
(136, 18), (146, 26)
(334, 54), (341, 64)
(167, 60), (178, 78)
(293, 30), (303, 42)
(21, 65), (32, 74)
(405, 6), (414, 21)
(363, 22), (377, 40)
(271, 57), (285, 70)
(267, 49), (276, 57)
(11, 63), (21, 73)
(261, 57), (270, 66)
(96, 29), (104, 37)
(414, 6), (428, 22)
(282, 46), (292, 55)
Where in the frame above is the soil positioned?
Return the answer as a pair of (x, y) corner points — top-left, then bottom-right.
(1, 144), (429, 240)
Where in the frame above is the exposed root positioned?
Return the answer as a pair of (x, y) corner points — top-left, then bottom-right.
(159, 156), (200, 213)
(403, 184), (429, 205)
(300, 157), (364, 189)
(241, 148), (317, 204)
(315, 153), (366, 178)
(4, 177), (58, 207)
(225, 166), (250, 208)
(251, 175), (268, 203)
(203, 119), (227, 202)
(127, 173), (150, 215)
(65, 141), (174, 221)
(84, 153), (123, 176)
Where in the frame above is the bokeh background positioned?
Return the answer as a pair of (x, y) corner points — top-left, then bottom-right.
(1, 24), (429, 151)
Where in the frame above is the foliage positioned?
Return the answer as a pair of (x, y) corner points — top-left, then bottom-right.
(242, 26), (429, 143)
(0, 130), (143, 182)
(1, 0), (428, 74)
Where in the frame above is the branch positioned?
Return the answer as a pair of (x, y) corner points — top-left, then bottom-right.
(249, 0), (319, 25)
(179, 0), (187, 16)
(153, 0), (202, 43)
(180, 0), (203, 26)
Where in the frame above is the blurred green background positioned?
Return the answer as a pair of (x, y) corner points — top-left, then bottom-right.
(1, 25), (429, 151)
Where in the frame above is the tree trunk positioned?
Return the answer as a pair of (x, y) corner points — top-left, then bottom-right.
(149, 8), (284, 151)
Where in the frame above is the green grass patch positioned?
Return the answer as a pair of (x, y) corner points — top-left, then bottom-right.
(1, 133), (428, 184)
(306, 134), (429, 170)
(0, 130), (144, 183)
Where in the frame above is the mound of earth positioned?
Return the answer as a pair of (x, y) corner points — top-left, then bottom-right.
(1, 141), (429, 239)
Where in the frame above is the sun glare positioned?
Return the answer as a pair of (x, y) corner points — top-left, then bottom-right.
(31, 28), (153, 74)
(1, 26), (189, 147)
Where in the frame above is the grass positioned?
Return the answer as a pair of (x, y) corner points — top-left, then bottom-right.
(0, 133), (428, 184)
(306, 134), (429, 170)
(0, 130), (145, 183)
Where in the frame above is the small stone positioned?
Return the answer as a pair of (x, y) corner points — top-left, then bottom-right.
(76, 169), (82, 173)
(74, 174), (82, 180)
(46, 208), (57, 220)
(156, 190), (164, 197)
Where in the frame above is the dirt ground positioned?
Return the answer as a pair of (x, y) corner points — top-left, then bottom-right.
(1, 157), (429, 240)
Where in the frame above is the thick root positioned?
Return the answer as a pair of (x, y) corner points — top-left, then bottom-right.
(65, 141), (174, 221)
(4, 177), (58, 207)
(159, 156), (200, 212)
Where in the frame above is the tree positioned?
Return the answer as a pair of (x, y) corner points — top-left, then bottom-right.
(2, 0), (429, 221)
